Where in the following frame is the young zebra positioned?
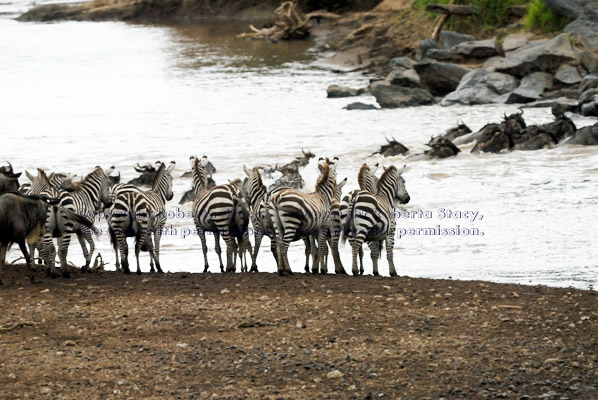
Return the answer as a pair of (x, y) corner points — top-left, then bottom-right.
(268, 157), (338, 275)
(191, 156), (244, 273)
(340, 165), (410, 277)
(43, 166), (114, 277)
(106, 161), (175, 274)
(241, 166), (314, 273)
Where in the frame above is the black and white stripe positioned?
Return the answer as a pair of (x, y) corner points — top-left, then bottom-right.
(267, 157), (338, 275)
(340, 165), (410, 277)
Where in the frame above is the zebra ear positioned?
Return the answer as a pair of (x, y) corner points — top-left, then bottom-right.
(371, 163), (379, 174)
(200, 156), (209, 168)
(397, 164), (407, 175)
(26, 170), (35, 182)
(105, 166), (115, 176)
(243, 165), (252, 177)
(167, 161), (176, 172)
(189, 156), (197, 169)
(154, 161), (161, 170)
(338, 177), (347, 189)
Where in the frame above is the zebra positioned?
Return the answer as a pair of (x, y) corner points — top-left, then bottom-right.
(191, 156), (244, 273)
(42, 166), (114, 277)
(241, 166), (315, 273)
(267, 157), (338, 275)
(106, 161), (175, 274)
(228, 179), (252, 272)
(340, 165), (410, 277)
(319, 176), (347, 274)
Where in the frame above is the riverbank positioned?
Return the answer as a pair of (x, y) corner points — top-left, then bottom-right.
(0, 263), (597, 398)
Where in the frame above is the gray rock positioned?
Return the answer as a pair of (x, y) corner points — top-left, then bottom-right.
(387, 68), (421, 87)
(389, 57), (416, 70)
(554, 64), (583, 84)
(491, 34), (578, 78)
(568, 125), (598, 143)
(544, 0), (587, 18)
(577, 50), (598, 74)
(420, 38), (439, 57)
(506, 72), (554, 103)
(579, 74), (598, 92)
(427, 49), (463, 62)
(344, 102), (377, 110)
(579, 87), (598, 103)
(565, 4), (598, 48)
(502, 33), (532, 53)
(371, 84), (434, 108)
(523, 97), (580, 109)
(441, 31), (475, 49)
(452, 39), (499, 58)
(441, 68), (517, 106)
(414, 59), (471, 96)
(580, 100), (598, 116)
(327, 85), (358, 98)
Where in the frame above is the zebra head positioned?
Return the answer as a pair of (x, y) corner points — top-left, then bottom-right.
(333, 177), (347, 201)
(153, 161), (176, 201)
(242, 165), (266, 209)
(394, 165), (410, 204)
(100, 166), (116, 208)
(25, 168), (55, 196)
(358, 163), (379, 193)
(190, 156), (210, 193)
(315, 157), (338, 201)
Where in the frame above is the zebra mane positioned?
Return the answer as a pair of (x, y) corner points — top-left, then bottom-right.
(36, 168), (51, 187)
(376, 165), (397, 193)
(315, 158), (331, 192)
(74, 166), (102, 190)
(151, 162), (166, 191)
(192, 157), (207, 191)
(252, 167), (263, 188)
(357, 164), (372, 191)
(229, 178), (242, 187)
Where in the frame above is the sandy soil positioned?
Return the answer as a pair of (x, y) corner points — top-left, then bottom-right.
(1, 263), (597, 399)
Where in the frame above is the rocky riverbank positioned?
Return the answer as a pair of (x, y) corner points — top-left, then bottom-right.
(0, 263), (597, 399)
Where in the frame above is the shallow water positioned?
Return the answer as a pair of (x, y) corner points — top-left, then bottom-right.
(2, 5), (597, 289)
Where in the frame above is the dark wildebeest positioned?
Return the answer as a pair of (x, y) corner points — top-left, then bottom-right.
(128, 164), (157, 186)
(425, 136), (461, 158)
(0, 192), (56, 284)
(0, 163), (22, 195)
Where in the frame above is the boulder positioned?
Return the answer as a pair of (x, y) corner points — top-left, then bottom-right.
(579, 74), (598, 92)
(327, 85), (358, 98)
(490, 34), (578, 78)
(389, 57), (416, 70)
(420, 38), (439, 57)
(565, 4), (598, 48)
(577, 50), (598, 74)
(452, 39), (499, 58)
(426, 49), (464, 62)
(579, 88), (598, 103)
(414, 60), (471, 96)
(502, 33), (533, 53)
(523, 97), (580, 112)
(554, 64), (583, 84)
(580, 100), (598, 115)
(544, 0), (586, 18)
(568, 125), (598, 144)
(441, 68), (518, 105)
(506, 72), (554, 104)
(440, 31), (475, 49)
(344, 102), (377, 110)
(387, 69), (421, 87)
(371, 84), (434, 108)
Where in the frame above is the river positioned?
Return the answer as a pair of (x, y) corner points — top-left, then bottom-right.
(2, 1), (597, 289)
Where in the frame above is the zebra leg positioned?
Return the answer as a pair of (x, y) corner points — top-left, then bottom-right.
(386, 232), (397, 277)
(109, 228), (122, 272)
(57, 234), (72, 278)
(330, 228), (346, 275)
(76, 232), (89, 271)
(303, 237), (311, 273)
(359, 246), (364, 276)
(316, 229), (328, 274)
(310, 235), (319, 274)
(153, 223), (165, 273)
(134, 237), (143, 275)
(144, 237), (161, 274)
(250, 229), (264, 273)
(198, 229), (210, 273)
(18, 240), (38, 284)
(350, 234), (365, 277)
(214, 231), (225, 273)
(223, 234), (236, 273)
(270, 239), (279, 270)
(369, 241), (380, 276)
(43, 234), (58, 277)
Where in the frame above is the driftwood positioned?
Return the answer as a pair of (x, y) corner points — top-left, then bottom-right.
(238, 2), (340, 41)
(426, 1), (478, 41)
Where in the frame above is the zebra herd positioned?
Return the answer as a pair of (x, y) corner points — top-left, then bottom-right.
(3, 156), (411, 279)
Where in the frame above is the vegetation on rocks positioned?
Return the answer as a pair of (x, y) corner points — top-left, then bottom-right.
(525, 0), (572, 33)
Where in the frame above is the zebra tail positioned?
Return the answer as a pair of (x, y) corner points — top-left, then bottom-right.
(62, 208), (100, 236)
(269, 200), (284, 243)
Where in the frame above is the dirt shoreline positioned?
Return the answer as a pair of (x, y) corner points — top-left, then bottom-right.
(0, 263), (597, 399)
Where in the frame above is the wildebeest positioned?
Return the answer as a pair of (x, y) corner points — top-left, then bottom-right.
(372, 137), (409, 157)
(444, 122), (472, 141)
(0, 192), (57, 284)
(425, 136), (461, 158)
(0, 163), (22, 195)
(128, 164), (157, 186)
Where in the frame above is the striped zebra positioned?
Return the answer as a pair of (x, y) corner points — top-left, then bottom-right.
(268, 157), (338, 275)
(340, 165), (410, 277)
(106, 161), (175, 274)
(191, 156), (244, 273)
(228, 179), (252, 272)
(241, 166), (314, 273)
(42, 166), (114, 277)
(319, 177), (347, 274)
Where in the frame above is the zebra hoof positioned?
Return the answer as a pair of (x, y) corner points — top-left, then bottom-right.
(373, 272), (379, 277)
(157, 268), (164, 274)
(30, 277), (40, 284)
(61, 271), (71, 279)
(389, 273), (397, 278)
(123, 269), (131, 275)
(136, 270), (142, 276)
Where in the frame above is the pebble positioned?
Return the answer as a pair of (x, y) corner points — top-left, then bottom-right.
(327, 370), (343, 379)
